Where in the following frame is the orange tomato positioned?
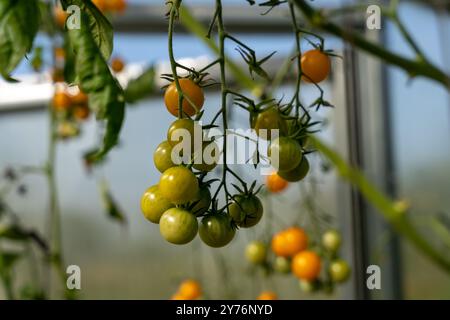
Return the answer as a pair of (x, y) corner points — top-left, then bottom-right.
(54, 6), (68, 28)
(71, 90), (88, 105)
(171, 293), (186, 300)
(111, 57), (125, 73)
(53, 91), (72, 111)
(92, 0), (107, 11)
(257, 291), (278, 300)
(107, 0), (127, 13)
(301, 49), (331, 84)
(271, 226), (308, 257)
(292, 250), (321, 281)
(54, 47), (65, 60)
(178, 280), (201, 300)
(164, 79), (204, 117)
(73, 105), (90, 120)
(266, 171), (288, 193)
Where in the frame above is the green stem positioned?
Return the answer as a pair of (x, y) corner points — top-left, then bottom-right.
(293, 0), (450, 88)
(46, 105), (66, 296)
(168, 0), (184, 119)
(311, 136), (450, 272)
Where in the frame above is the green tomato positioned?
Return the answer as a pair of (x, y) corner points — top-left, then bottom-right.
(153, 141), (176, 173)
(329, 259), (350, 283)
(278, 157), (309, 182)
(159, 166), (199, 205)
(140, 185), (174, 224)
(274, 256), (291, 274)
(228, 195), (263, 228)
(159, 208), (198, 245)
(253, 107), (287, 140)
(191, 187), (212, 215)
(245, 241), (267, 264)
(298, 279), (317, 293)
(192, 141), (219, 172)
(322, 229), (342, 253)
(268, 137), (302, 171)
(199, 214), (235, 248)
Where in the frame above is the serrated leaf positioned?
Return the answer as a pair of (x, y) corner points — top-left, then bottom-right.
(61, 0), (113, 60)
(0, 0), (40, 79)
(66, 10), (125, 164)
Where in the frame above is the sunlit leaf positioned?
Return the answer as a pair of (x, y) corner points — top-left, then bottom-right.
(0, 0), (40, 79)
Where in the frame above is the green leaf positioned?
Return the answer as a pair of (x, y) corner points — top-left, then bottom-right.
(0, 0), (40, 79)
(124, 66), (158, 103)
(0, 252), (21, 276)
(61, 0), (113, 61)
(66, 9), (125, 164)
(99, 181), (127, 224)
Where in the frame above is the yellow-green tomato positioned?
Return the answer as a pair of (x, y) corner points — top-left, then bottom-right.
(159, 166), (199, 205)
(253, 107), (287, 140)
(199, 214), (235, 248)
(153, 141), (176, 173)
(140, 185), (174, 224)
(268, 137), (302, 171)
(159, 208), (198, 245)
(245, 241), (267, 264)
(274, 256), (291, 274)
(322, 229), (342, 253)
(192, 141), (219, 172)
(329, 259), (350, 283)
(298, 279), (316, 293)
(278, 157), (309, 182)
(228, 195), (263, 228)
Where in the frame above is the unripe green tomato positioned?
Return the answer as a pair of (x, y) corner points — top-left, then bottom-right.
(199, 214), (235, 248)
(252, 107), (287, 140)
(322, 229), (342, 253)
(268, 137), (302, 171)
(278, 157), (309, 182)
(329, 259), (350, 283)
(274, 256), (291, 274)
(298, 279), (316, 293)
(245, 241), (267, 264)
(140, 185), (174, 223)
(153, 141), (176, 173)
(192, 141), (219, 172)
(228, 195), (263, 228)
(159, 208), (198, 245)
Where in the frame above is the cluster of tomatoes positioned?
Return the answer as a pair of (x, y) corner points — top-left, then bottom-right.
(246, 227), (350, 295)
(54, 0), (127, 29)
(52, 85), (90, 140)
(141, 77), (268, 247)
(171, 279), (202, 300)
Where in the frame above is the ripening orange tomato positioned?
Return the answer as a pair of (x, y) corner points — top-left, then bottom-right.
(111, 57), (125, 73)
(266, 171), (288, 193)
(164, 79), (205, 117)
(54, 47), (65, 60)
(178, 280), (202, 300)
(292, 250), (321, 281)
(71, 90), (88, 106)
(257, 291), (278, 300)
(73, 105), (90, 120)
(271, 226), (308, 257)
(107, 0), (127, 13)
(92, 0), (107, 11)
(54, 6), (68, 28)
(53, 91), (72, 111)
(301, 49), (331, 84)
(171, 293), (186, 300)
